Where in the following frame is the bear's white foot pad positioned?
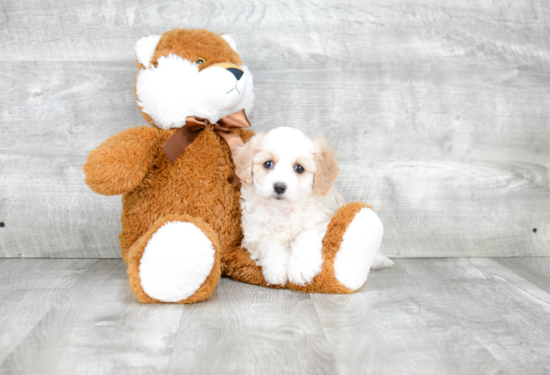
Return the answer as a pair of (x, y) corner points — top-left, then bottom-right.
(334, 208), (384, 291)
(139, 221), (215, 302)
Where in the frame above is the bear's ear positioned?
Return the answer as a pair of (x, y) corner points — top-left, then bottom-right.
(134, 35), (162, 68)
(313, 135), (339, 196)
(221, 34), (238, 53)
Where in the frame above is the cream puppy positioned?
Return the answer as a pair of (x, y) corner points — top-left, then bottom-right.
(234, 127), (393, 286)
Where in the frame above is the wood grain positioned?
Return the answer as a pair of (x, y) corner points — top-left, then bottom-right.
(0, 62), (140, 258)
(492, 257), (550, 295)
(0, 259), (96, 363)
(167, 277), (338, 375)
(1, 0), (549, 258)
(0, 260), (184, 375)
(421, 258), (550, 374)
(312, 260), (505, 375)
(1, 258), (550, 374)
(1, 0), (549, 64)
(312, 258), (550, 374)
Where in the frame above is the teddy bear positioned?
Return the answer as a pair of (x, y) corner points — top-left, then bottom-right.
(84, 28), (390, 304)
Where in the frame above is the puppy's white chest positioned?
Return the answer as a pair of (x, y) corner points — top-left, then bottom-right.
(265, 209), (294, 235)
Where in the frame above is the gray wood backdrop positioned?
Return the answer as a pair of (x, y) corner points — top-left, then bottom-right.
(0, 0), (549, 258)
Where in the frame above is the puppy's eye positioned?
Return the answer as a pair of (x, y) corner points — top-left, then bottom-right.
(263, 161), (273, 169)
(196, 58), (206, 65)
(295, 164), (304, 174)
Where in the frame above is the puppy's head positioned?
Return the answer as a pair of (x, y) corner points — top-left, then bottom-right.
(234, 127), (339, 203)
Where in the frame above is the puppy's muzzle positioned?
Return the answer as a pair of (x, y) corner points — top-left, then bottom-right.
(273, 182), (286, 195)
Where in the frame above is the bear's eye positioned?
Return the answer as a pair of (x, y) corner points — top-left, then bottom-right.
(196, 58), (206, 65)
(295, 164), (304, 174)
(263, 161), (273, 169)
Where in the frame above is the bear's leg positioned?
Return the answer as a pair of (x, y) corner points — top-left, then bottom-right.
(224, 202), (392, 294)
(126, 214), (221, 303)
(325, 202), (389, 292)
(286, 203), (393, 290)
(286, 202), (391, 293)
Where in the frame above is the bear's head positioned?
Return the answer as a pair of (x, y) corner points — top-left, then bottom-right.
(134, 28), (254, 130)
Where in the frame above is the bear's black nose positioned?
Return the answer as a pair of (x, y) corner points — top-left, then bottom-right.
(273, 183), (286, 195)
(227, 67), (243, 80)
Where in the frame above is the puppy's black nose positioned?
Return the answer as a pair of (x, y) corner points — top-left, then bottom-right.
(227, 67), (243, 80)
(273, 183), (286, 195)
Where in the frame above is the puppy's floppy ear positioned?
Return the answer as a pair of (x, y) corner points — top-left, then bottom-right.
(234, 133), (264, 185)
(313, 135), (339, 196)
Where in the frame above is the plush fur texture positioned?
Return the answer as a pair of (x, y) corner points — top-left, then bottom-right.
(139, 220), (217, 302)
(135, 35), (162, 68)
(83, 28), (391, 304)
(334, 207), (385, 290)
(235, 127), (391, 287)
(226, 201), (385, 294)
(126, 214), (222, 304)
(134, 29), (253, 129)
(136, 55), (253, 129)
(83, 126), (158, 196)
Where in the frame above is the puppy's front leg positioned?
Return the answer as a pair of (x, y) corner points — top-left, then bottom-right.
(254, 239), (290, 286)
(287, 224), (328, 286)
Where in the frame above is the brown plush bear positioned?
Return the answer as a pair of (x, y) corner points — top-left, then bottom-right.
(84, 28), (389, 304)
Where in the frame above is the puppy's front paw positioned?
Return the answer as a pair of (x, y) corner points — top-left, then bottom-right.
(287, 257), (322, 286)
(287, 228), (325, 286)
(262, 263), (288, 286)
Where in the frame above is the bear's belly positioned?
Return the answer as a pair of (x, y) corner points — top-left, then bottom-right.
(118, 127), (241, 261)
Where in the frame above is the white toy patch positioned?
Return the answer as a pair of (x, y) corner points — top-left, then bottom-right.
(134, 35), (161, 68)
(135, 52), (254, 130)
(371, 252), (395, 270)
(334, 208), (385, 291)
(139, 221), (216, 302)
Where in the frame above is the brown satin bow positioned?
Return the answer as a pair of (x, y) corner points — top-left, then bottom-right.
(161, 109), (251, 186)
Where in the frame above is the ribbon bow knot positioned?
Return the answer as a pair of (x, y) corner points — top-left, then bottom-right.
(161, 109), (251, 186)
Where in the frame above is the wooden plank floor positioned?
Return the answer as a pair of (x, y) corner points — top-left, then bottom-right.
(0, 258), (549, 374)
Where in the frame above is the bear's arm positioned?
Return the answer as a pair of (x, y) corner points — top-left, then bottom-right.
(83, 126), (158, 196)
